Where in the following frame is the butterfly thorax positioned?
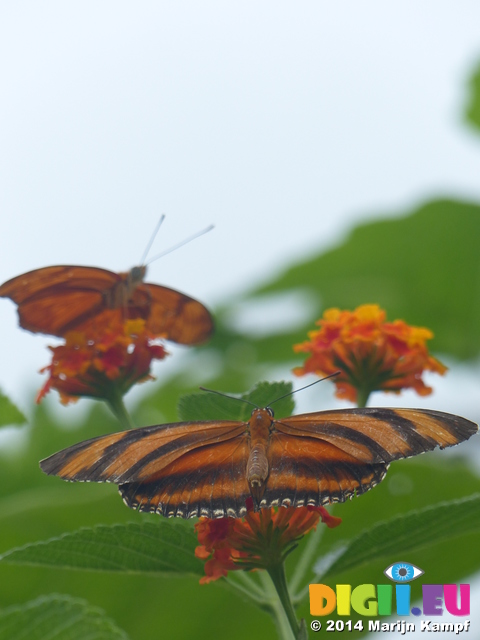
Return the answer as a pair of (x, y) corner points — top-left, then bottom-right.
(104, 266), (147, 309)
(247, 408), (274, 501)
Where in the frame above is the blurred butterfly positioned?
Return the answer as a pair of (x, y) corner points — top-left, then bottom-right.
(0, 220), (214, 345)
(40, 403), (478, 519)
(0, 264), (213, 345)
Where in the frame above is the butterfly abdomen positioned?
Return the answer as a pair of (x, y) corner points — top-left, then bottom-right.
(247, 408), (274, 501)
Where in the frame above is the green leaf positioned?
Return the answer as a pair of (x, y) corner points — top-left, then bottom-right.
(323, 493), (480, 579)
(0, 594), (129, 640)
(0, 520), (204, 576)
(297, 619), (308, 640)
(465, 60), (480, 132)
(0, 391), (26, 427)
(210, 200), (480, 363)
(178, 380), (295, 422)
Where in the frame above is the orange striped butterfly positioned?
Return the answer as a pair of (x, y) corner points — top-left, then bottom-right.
(0, 264), (213, 345)
(40, 402), (478, 519)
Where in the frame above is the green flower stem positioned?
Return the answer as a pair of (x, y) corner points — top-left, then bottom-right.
(105, 388), (136, 430)
(356, 387), (371, 409)
(225, 572), (266, 601)
(289, 523), (324, 598)
(258, 573), (296, 640)
(267, 562), (301, 639)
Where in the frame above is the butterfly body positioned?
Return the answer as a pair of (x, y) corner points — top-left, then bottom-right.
(246, 408), (273, 499)
(40, 405), (478, 519)
(0, 264), (213, 345)
(102, 266), (146, 310)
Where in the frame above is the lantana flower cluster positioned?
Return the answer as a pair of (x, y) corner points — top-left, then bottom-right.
(195, 505), (341, 584)
(37, 310), (168, 405)
(294, 304), (447, 404)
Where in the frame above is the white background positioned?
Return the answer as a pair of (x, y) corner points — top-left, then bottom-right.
(1, 5), (479, 636)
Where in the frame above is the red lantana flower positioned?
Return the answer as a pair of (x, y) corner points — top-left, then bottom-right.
(37, 310), (168, 405)
(195, 506), (341, 584)
(293, 304), (447, 404)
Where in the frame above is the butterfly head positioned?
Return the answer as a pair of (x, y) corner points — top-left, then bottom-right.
(130, 265), (147, 284)
(250, 407), (275, 431)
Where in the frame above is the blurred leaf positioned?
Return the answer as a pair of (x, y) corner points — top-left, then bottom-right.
(0, 391), (26, 427)
(210, 200), (480, 364)
(322, 493), (480, 579)
(465, 60), (480, 132)
(0, 521), (203, 576)
(178, 380), (295, 423)
(0, 594), (128, 640)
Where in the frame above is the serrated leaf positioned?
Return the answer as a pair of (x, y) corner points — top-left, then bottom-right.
(178, 380), (295, 423)
(323, 493), (480, 579)
(0, 391), (26, 427)
(0, 520), (204, 576)
(243, 381), (295, 419)
(0, 594), (129, 640)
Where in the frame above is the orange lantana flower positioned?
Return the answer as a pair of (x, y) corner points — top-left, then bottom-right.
(37, 310), (168, 405)
(195, 506), (341, 584)
(293, 304), (447, 404)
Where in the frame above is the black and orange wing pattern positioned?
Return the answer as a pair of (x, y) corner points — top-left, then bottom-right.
(40, 407), (478, 519)
(0, 265), (213, 344)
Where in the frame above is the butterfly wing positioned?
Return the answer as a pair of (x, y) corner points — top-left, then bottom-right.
(262, 407), (478, 508)
(133, 283), (214, 345)
(119, 438), (251, 518)
(1, 265), (213, 344)
(40, 419), (249, 518)
(258, 432), (388, 509)
(0, 265), (120, 336)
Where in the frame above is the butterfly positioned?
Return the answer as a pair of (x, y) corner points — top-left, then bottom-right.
(0, 264), (213, 345)
(40, 404), (478, 519)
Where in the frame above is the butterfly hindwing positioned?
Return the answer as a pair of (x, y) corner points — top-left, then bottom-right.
(119, 437), (251, 518)
(258, 432), (387, 510)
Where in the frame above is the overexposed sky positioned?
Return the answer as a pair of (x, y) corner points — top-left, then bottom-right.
(1, 2), (480, 412)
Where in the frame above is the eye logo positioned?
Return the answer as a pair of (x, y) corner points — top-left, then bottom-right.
(384, 561), (424, 582)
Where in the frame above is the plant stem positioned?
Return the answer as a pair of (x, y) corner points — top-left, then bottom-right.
(289, 522), (324, 598)
(267, 562), (301, 639)
(258, 573), (296, 640)
(356, 386), (371, 408)
(105, 388), (136, 429)
(225, 572), (266, 601)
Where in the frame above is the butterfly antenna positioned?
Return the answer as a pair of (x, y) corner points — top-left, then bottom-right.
(146, 224), (214, 265)
(140, 214), (166, 265)
(199, 386), (259, 409)
(268, 372), (341, 407)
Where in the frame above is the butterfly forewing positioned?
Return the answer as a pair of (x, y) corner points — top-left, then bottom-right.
(40, 420), (245, 484)
(275, 408), (477, 463)
(40, 406), (478, 519)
